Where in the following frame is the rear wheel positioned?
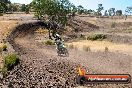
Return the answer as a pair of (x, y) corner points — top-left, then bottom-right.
(57, 47), (69, 56)
(57, 49), (61, 56)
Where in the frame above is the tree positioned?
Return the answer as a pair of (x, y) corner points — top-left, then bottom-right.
(104, 10), (108, 16)
(32, 0), (73, 38)
(87, 9), (93, 14)
(7, 3), (13, 12)
(11, 4), (19, 12)
(0, 1), (7, 13)
(25, 5), (30, 14)
(0, 0), (11, 13)
(116, 10), (122, 16)
(124, 7), (132, 20)
(125, 7), (132, 15)
(1, 0), (11, 4)
(21, 4), (26, 12)
(83, 9), (88, 14)
(77, 5), (84, 14)
(96, 4), (103, 16)
(88, 9), (95, 15)
(69, 4), (77, 13)
(20, 4), (30, 13)
(108, 8), (115, 16)
(67, 5), (77, 19)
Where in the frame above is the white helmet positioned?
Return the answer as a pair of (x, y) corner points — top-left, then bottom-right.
(56, 34), (60, 37)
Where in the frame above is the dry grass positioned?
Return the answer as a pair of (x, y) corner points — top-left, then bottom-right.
(68, 44), (74, 49)
(105, 47), (109, 52)
(74, 45), (78, 50)
(0, 20), (19, 70)
(88, 20), (97, 25)
(87, 34), (106, 41)
(65, 44), (68, 47)
(0, 21), (18, 38)
(67, 40), (132, 55)
(43, 40), (55, 45)
(83, 45), (91, 52)
(0, 43), (5, 49)
(77, 16), (132, 30)
(0, 43), (7, 70)
(35, 28), (49, 34)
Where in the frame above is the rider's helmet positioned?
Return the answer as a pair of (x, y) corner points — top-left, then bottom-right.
(56, 34), (60, 37)
(55, 33), (62, 41)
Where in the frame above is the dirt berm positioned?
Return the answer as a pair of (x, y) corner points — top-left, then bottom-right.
(1, 22), (79, 88)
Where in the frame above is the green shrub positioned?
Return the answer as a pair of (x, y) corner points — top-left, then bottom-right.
(87, 34), (106, 41)
(44, 40), (55, 45)
(0, 13), (3, 16)
(0, 47), (2, 52)
(111, 22), (116, 28)
(80, 34), (86, 40)
(4, 54), (19, 70)
(2, 44), (7, 51)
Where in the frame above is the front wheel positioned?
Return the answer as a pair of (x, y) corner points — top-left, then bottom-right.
(63, 48), (69, 56)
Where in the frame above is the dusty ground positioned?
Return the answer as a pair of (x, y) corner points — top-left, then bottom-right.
(1, 31), (131, 87)
(0, 14), (132, 87)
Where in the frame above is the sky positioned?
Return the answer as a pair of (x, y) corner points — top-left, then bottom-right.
(10, 0), (132, 13)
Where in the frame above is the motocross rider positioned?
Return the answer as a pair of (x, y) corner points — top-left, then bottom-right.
(54, 34), (64, 50)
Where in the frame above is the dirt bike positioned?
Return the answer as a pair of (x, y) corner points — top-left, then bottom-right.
(56, 43), (69, 56)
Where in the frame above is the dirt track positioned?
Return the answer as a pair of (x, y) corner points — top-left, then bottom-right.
(1, 27), (131, 87)
(14, 24), (132, 75)
(17, 32), (132, 76)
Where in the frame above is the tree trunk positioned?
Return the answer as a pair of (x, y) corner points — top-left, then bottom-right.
(48, 29), (52, 39)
